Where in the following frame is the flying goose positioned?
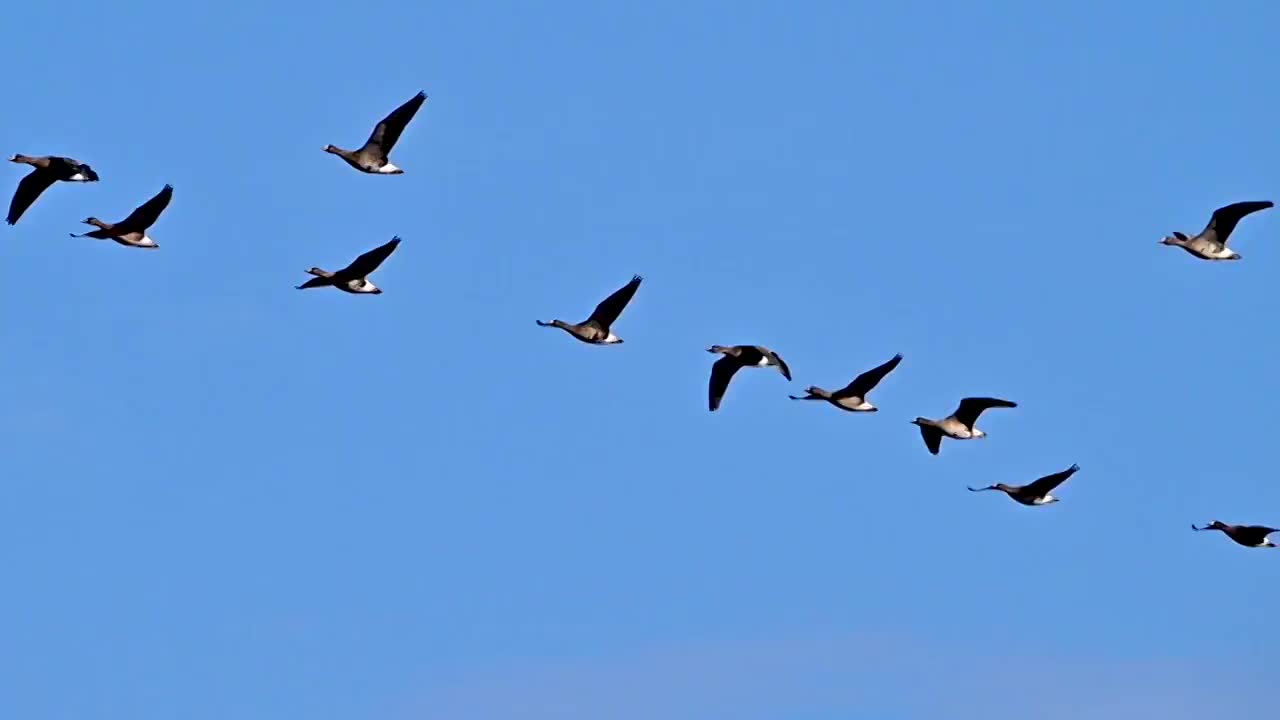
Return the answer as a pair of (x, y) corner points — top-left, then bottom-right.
(910, 397), (1017, 455)
(707, 345), (791, 411)
(69, 184), (172, 249)
(325, 91), (427, 174)
(7, 154), (99, 225)
(536, 275), (642, 344)
(296, 236), (400, 294)
(789, 353), (902, 412)
(1160, 201), (1273, 261)
(1191, 521), (1278, 548)
(968, 464), (1079, 506)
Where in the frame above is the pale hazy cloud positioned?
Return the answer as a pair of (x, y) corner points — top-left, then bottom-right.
(395, 629), (1269, 720)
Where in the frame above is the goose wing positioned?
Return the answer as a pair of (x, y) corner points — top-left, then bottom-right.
(364, 91), (427, 154)
(1201, 201), (1273, 245)
(918, 424), (943, 455)
(586, 275), (642, 329)
(835, 353), (903, 399)
(764, 348), (792, 380)
(53, 157), (98, 180)
(953, 397), (1017, 429)
(708, 355), (745, 411)
(6, 168), (57, 225)
(341, 236), (401, 278)
(117, 185), (173, 232)
(1021, 463), (1080, 497)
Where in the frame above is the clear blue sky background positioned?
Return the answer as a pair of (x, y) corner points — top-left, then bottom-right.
(2, 2), (1276, 718)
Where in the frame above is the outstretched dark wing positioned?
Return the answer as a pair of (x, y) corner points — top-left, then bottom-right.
(708, 356), (744, 411)
(1022, 463), (1080, 497)
(586, 275), (642, 329)
(836, 353), (903, 399)
(296, 276), (334, 290)
(364, 91), (427, 154)
(117, 185), (173, 232)
(6, 168), (56, 225)
(341, 236), (401, 278)
(918, 425), (943, 455)
(1203, 200), (1273, 245)
(767, 350), (792, 381)
(954, 397), (1017, 429)
(54, 157), (98, 181)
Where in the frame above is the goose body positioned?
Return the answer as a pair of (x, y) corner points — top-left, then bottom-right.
(536, 275), (642, 345)
(7, 154), (99, 225)
(70, 184), (172, 249)
(297, 236), (401, 294)
(1192, 521), (1278, 548)
(790, 353), (902, 412)
(707, 345), (791, 411)
(1160, 201), (1272, 261)
(325, 92), (427, 175)
(969, 464), (1079, 506)
(910, 396), (1016, 455)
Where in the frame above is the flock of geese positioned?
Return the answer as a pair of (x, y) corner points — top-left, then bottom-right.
(6, 91), (1277, 551)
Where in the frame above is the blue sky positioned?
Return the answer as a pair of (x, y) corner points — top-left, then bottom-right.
(2, 1), (1276, 717)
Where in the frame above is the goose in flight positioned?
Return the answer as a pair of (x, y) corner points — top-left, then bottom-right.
(1191, 521), (1278, 548)
(790, 353), (902, 412)
(536, 275), (642, 344)
(910, 396), (1017, 455)
(968, 464), (1080, 506)
(707, 345), (791, 411)
(296, 236), (401, 294)
(325, 91), (427, 174)
(69, 184), (172, 249)
(1160, 201), (1272, 261)
(7, 154), (99, 225)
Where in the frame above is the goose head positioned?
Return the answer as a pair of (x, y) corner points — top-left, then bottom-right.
(1192, 520), (1226, 532)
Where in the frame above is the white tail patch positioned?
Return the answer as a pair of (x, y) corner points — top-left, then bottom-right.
(377, 163), (402, 174)
(604, 332), (621, 343)
(69, 173), (88, 181)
